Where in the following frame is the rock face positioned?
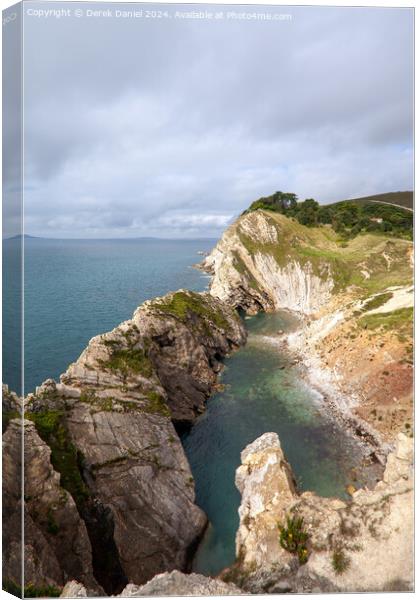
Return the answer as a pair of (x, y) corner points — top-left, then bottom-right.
(203, 209), (413, 442)
(19, 289), (245, 593)
(234, 433), (297, 575)
(2, 419), (101, 595)
(226, 432), (414, 593)
(61, 571), (242, 598)
(202, 211), (335, 315)
(119, 571), (243, 597)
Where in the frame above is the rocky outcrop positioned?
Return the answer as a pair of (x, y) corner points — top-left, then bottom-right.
(201, 211), (335, 315)
(21, 289), (245, 593)
(234, 433), (298, 580)
(61, 571), (242, 597)
(225, 432), (413, 593)
(61, 290), (246, 426)
(2, 384), (22, 431)
(120, 571), (242, 597)
(2, 419), (101, 595)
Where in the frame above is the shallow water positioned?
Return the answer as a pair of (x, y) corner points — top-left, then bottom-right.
(182, 311), (377, 576)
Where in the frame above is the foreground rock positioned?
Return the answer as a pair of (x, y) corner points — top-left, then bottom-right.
(223, 432), (413, 593)
(17, 290), (245, 593)
(2, 419), (101, 595)
(120, 571), (242, 596)
(61, 571), (242, 597)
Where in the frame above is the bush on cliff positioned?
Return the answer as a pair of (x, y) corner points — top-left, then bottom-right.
(278, 515), (309, 565)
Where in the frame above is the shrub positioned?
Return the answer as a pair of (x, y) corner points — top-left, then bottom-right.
(278, 515), (309, 564)
(332, 548), (350, 574)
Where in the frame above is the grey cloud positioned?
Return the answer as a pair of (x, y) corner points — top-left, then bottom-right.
(5, 2), (413, 238)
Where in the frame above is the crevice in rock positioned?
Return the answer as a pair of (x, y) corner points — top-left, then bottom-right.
(78, 498), (128, 595)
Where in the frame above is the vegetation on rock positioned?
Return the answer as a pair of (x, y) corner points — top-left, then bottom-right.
(152, 291), (231, 330)
(332, 548), (351, 574)
(358, 307), (413, 337)
(278, 515), (309, 565)
(27, 410), (90, 507)
(3, 580), (61, 598)
(98, 346), (153, 379)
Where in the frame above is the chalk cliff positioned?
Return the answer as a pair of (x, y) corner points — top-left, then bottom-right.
(202, 209), (413, 441)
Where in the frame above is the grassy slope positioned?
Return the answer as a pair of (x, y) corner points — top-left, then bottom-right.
(326, 191), (413, 211)
(236, 210), (413, 296)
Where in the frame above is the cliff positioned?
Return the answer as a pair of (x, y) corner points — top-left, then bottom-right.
(202, 209), (413, 442)
(224, 432), (413, 593)
(3, 290), (246, 595)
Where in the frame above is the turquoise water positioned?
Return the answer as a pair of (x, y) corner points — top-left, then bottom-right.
(2, 238), (215, 394)
(182, 312), (377, 576)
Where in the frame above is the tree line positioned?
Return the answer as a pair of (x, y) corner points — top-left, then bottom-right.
(244, 191), (413, 240)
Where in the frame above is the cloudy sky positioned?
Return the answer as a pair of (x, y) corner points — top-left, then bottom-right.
(6, 2), (414, 238)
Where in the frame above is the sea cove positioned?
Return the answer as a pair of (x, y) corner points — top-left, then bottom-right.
(183, 311), (380, 576)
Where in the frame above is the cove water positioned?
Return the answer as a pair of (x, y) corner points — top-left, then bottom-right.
(182, 312), (378, 576)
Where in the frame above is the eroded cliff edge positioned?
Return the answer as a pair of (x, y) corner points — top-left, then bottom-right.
(2, 291), (246, 595)
(201, 209), (413, 443)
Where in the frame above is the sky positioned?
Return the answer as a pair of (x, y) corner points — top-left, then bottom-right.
(4, 2), (414, 238)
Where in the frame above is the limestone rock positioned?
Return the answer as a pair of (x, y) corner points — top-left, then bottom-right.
(228, 432), (414, 593)
(119, 571), (243, 596)
(60, 581), (88, 597)
(235, 432), (297, 573)
(2, 383), (21, 414)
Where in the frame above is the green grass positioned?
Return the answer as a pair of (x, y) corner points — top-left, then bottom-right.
(27, 410), (90, 507)
(329, 191), (413, 211)
(332, 549), (351, 574)
(360, 292), (393, 312)
(152, 291), (231, 330)
(99, 347), (153, 379)
(3, 580), (61, 598)
(358, 307), (413, 335)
